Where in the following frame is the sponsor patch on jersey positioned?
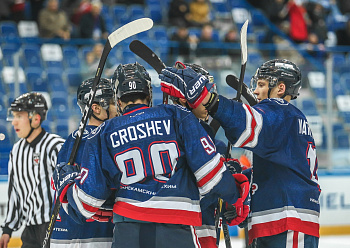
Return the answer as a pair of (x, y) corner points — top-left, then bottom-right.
(33, 152), (40, 166)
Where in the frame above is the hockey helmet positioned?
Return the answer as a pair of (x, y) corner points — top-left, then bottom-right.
(77, 78), (116, 113)
(112, 62), (152, 100)
(7, 92), (48, 122)
(250, 59), (301, 99)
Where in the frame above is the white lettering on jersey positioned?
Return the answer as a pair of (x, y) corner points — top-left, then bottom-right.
(110, 120), (171, 148)
(298, 118), (313, 137)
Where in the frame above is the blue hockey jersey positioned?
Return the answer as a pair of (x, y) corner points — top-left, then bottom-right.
(50, 125), (114, 248)
(214, 96), (321, 244)
(65, 104), (241, 227)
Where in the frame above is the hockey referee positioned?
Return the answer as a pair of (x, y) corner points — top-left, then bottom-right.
(0, 92), (64, 248)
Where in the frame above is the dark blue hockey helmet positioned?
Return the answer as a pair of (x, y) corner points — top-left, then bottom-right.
(250, 59), (301, 99)
(112, 62), (152, 101)
(77, 77), (116, 113)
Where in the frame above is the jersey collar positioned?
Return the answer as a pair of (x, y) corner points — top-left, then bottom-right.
(27, 128), (46, 147)
(123, 104), (149, 115)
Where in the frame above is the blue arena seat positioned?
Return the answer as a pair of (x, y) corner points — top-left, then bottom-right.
(152, 26), (168, 41)
(335, 130), (350, 148)
(0, 21), (18, 38)
(248, 52), (264, 67)
(251, 9), (266, 27)
(41, 120), (53, 133)
(1, 44), (21, 66)
(301, 98), (318, 115)
(47, 68), (68, 93)
(129, 5), (146, 19)
(62, 46), (81, 69)
(22, 44), (43, 68)
(340, 72), (350, 93)
(51, 93), (70, 120)
(7, 82), (28, 95)
(65, 68), (83, 88)
(25, 67), (48, 92)
(55, 120), (69, 139)
(148, 5), (163, 24)
(112, 5), (129, 25)
(0, 100), (7, 120)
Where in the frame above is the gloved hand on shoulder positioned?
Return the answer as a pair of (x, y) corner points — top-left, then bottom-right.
(159, 65), (214, 108)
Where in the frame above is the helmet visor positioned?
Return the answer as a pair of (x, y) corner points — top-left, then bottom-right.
(250, 75), (278, 91)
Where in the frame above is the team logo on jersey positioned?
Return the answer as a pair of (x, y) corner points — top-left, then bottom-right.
(72, 129), (90, 139)
(33, 153), (40, 166)
(88, 122), (105, 139)
(251, 183), (258, 195)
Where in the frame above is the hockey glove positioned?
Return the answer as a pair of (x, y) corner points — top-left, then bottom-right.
(53, 162), (80, 203)
(221, 157), (242, 174)
(159, 66), (214, 108)
(225, 173), (250, 226)
(91, 209), (113, 222)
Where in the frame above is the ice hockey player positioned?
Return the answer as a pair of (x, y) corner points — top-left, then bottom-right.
(50, 78), (117, 247)
(52, 61), (250, 248)
(159, 58), (321, 248)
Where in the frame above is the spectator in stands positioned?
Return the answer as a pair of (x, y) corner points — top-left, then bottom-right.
(169, 25), (198, 62)
(196, 24), (220, 57)
(61, 0), (91, 25)
(79, 0), (108, 40)
(304, 1), (328, 45)
(336, 19), (350, 47)
(0, 0), (12, 21)
(10, 0), (26, 23)
(38, 0), (71, 40)
(303, 32), (326, 59)
(263, 0), (289, 27)
(29, 0), (45, 23)
(188, 0), (211, 27)
(287, 0), (308, 43)
(82, 43), (113, 78)
(168, 0), (191, 27)
(223, 28), (240, 59)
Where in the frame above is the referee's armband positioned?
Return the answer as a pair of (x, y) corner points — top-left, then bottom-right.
(203, 92), (219, 116)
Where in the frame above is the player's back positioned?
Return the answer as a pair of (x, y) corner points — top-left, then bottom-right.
(81, 103), (218, 226)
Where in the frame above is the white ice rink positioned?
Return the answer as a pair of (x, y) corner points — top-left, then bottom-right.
(219, 235), (350, 248)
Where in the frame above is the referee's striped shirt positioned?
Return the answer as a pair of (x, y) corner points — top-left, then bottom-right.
(1, 129), (64, 235)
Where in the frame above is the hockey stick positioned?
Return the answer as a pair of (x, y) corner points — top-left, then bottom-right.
(209, 20), (249, 135)
(42, 18), (153, 248)
(129, 39), (168, 104)
(234, 20), (248, 102)
(226, 75), (258, 106)
(214, 20), (249, 248)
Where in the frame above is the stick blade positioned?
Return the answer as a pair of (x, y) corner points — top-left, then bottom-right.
(240, 20), (248, 64)
(129, 40), (165, 74)
(108, 18), (153, 48)
(226, 74), (258, 106)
